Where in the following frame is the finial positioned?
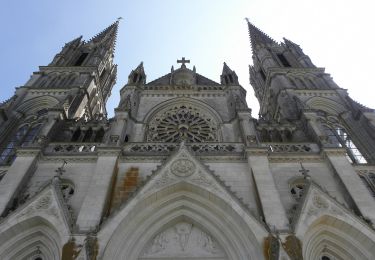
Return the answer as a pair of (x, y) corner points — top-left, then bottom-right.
(117, 17), (123, 22)
(193, 66), (196, 73)
(245, 17), (250, 23)
(171, 65), (174, 72)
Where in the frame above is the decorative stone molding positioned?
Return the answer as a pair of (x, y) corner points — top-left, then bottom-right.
(96, 147), (121, 156)
(263, 143), (319, 153)
(16, 147), (41, 156)
(322, 147), (347, 156)
(146, 105), (218, 143)
(45, 143), (98, 154)
(124, 142), (244, 155)
(170, 159), (196, 177)
(245, 147), (269, 156)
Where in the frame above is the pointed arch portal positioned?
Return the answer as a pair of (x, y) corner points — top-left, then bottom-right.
(99, 182), (266, 260)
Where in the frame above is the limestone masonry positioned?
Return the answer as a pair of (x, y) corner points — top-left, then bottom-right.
(1, 19), (375, 259)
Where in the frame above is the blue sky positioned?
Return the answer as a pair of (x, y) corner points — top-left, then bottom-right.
(1, 0), (374, 117)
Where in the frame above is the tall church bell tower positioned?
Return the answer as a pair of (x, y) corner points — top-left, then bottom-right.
(0, 19), (375, 260)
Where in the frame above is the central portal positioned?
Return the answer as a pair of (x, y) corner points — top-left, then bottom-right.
(139, 221), (227, 260)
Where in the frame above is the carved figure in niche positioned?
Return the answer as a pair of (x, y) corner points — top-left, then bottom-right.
(282, 235), (303, 260)
(61, 183), (75, 202)
(141, 221), (225, 258)
(85, 234), (99, 260)
(146, 232), (168, 254)
(197, 230), (218, 254)
(264, 234), (280, 260)
(175, 222), (193, 251)
(61, 238), (82, 260)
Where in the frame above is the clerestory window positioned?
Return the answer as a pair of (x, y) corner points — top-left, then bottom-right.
(324, 125), (367, 164)
(0, 123), (42, 165)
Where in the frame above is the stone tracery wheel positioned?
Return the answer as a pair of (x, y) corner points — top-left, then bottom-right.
(147, 105), (217, 143)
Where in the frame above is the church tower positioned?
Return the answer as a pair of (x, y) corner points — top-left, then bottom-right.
(1, 20), (375, 260)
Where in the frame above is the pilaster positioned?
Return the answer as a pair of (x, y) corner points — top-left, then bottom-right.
(0, 147), (40, 215)
(238, 110), (258, 146)
(108, 110), (129, 145)
(323, 148), (375, 224)
(76, 147), (121, 231)
(246, 148), (289, 230)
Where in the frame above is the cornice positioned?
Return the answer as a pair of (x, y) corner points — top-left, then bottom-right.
(16, 147), (41, 156)
(245, 147), (269, 156)
(321, 147), (347, 157)
(96, 146), (122, 156)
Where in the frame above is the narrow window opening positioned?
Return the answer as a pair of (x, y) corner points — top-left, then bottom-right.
(229, 74), (234, 83)
(133, 73), (138, 83)
(82, 128), (93, 142)
(94, 128), (105, 142)
(277, 53), (291, 67)
(71, 128), (81, 142)
(259, 69), (266, 81)
(324, 125), (367, 164)
(100, 68), (107, 82)
(124, 135), (129, 142)
(224, 76), (229, 84)
(74, 53), (88, 66)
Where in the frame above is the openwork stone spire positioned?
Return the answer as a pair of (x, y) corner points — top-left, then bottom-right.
(246, 18), (277, 51)
(87, 20), (119, 51)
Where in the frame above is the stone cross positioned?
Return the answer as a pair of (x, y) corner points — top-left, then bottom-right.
(177, 57), (190, 68)
(299, 162), (310, 179)
(55, 160), (68, 176)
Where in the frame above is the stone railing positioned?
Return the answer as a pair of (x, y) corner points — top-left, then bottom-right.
(261, 143), (319, 153)
(44, 143), (98, 155)
(123, 143), (244, 155)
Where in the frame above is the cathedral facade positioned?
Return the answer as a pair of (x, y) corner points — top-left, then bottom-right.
(0, 20), (375, 260)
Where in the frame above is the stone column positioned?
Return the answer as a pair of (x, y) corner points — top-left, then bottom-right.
(238, 111), (258, 146)
(76, 147), (120, 231)
(303, 111), (327, 144)
(0, 147), (40, 215)
(108, 110), (129, 145)
(324, 148), (375, 223)
(246, 148), (289, 230)
(37, 110), (62, 144)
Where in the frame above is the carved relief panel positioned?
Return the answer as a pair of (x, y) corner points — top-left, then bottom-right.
(140, 221), (227, 259)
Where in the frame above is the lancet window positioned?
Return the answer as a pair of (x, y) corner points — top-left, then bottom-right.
(323, 125), (366, 164)
(0, 117), (43, 166)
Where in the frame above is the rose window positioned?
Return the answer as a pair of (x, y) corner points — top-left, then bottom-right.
(147, 105), (218, 142)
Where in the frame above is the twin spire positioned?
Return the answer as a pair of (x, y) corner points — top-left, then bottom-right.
(87, 19), (120, 51)
(246, 18), (277, 51)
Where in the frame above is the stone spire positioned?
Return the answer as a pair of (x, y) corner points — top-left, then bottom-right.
(128, 62), (146, 85)
(246, 18), (277, 51)
(87, 20), (119, 51)
(220, 62), (239, 85)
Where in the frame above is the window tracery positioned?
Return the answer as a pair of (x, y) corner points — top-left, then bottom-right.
(323, 125), (366, 164)
(289, 178), (307, 201)
(147, 105), (218, 143)
(0, 119), (43, 165)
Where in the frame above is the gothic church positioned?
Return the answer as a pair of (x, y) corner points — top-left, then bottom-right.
(0, 19), (375, 260)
